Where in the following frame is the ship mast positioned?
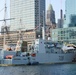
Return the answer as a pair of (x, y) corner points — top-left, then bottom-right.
(18, 18), (23, 41)
(42, 11), (45, 40)
(3, 0), (7, 49)
(0, 0), (14, 49)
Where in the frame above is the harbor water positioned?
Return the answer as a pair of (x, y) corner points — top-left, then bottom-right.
(0, 63), (76, 75)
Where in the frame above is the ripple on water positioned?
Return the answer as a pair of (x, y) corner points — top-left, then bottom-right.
(0, 64), (76, 75)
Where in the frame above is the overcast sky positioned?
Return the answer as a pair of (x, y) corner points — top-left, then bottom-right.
(0, 0), (65, 29)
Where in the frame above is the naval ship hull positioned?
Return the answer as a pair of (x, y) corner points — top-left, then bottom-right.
(31, 53), (76, 64)
(0, 51), (76, 65)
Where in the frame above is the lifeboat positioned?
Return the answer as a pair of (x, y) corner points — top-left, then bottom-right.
(6, 55), (13, 59)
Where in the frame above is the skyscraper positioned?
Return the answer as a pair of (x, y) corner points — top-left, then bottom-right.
(10, 0), (45, 31)
(46, 4), (56, 26)
(64, 0), (76, 27)
(46, 4), (56, 38)
(57, 9), (64, 28)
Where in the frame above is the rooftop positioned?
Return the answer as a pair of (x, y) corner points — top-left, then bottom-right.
(48, 4), (53, 10)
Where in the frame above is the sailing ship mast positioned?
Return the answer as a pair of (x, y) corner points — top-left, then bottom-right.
(0, 0), (14, 49)
(18, 19), (23, 41)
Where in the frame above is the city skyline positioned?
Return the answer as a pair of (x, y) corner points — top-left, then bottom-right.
(0, 0), (65, 30)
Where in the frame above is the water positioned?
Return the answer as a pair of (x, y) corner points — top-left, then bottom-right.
(0, 64), (76, 75)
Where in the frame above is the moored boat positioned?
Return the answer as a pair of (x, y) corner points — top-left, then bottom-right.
(30, 39), (76, 64)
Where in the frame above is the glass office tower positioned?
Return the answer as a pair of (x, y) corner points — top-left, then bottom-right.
(64, 0), (76, 27)
(10, 0), (45, 31)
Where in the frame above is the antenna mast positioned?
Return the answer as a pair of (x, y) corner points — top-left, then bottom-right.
(42, 11), (45, 40)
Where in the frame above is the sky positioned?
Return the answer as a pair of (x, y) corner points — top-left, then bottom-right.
(0, 0), (65, 29)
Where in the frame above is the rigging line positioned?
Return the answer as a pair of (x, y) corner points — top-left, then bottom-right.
(0, 7), (5, 13)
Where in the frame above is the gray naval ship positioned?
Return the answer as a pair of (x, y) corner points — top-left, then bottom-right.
(0, 24), (76, 65)
(0, 38), (76, 65)
(0, 0), (76, 65)
(30, 39), (76, 64)
(0, 26), (76, 65)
